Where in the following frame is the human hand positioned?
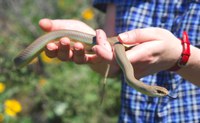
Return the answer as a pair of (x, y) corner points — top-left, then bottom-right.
(39, 18), (97, 63)
(39, 18), (119, 76)
(117, 27), (182, 78)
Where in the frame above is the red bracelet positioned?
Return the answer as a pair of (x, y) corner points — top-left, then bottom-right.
(168, 31), (191, 71)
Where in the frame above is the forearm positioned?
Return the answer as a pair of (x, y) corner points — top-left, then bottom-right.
(176, 45), (200, 86)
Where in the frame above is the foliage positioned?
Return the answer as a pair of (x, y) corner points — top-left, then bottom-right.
(0, 0), (121, 123)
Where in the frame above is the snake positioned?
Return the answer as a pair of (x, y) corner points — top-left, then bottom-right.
(14, 29), (169, 97)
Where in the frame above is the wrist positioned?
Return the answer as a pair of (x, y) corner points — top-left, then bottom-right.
(175, 45), (200, 85)
(168, 31), (191, 71)
(176, 45), (194, 72)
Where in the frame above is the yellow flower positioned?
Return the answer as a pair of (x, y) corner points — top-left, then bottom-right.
(82, 8), (94, 20)
(0, 114), (4, 122)
(0, 82), (5, 93)
(4, 99), (22, 117)
(57, 0), (65, 10)
(39, 78), (47, 87)
(40, 51), (54, 63)
(41, 51), (60, 64)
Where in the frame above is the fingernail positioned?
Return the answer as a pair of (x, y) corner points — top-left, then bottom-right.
(96, 29), (100, 35)
(47, 43), (56, 51)
(74, 47), (80, 51)
(60, 37), (70, 45)
(119, 33), (128, 42)
(96, 30), (102, 41)
(60, 40), (67, 45)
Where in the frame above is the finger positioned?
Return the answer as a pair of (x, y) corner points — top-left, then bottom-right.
(39, 18), (53, 32)
(118, 27), (165, 44)
(72, 42), (88, 64)
(93, 29), (113, 61)
(96, 29), (112, 51)
(39, 18), (95, 34)
(39, 18), (72, 32)
(93, 46), (113, 61)
(125, 42), (157, 65)
(57, 37), (73, 61)
(45, 42), (59, 58)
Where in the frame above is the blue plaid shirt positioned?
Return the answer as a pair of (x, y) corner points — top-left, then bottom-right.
(93, 0), (200, 123)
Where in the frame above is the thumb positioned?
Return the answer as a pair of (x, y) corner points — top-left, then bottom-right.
(39, 18), (53, 32)
(39, 18), (69, 32)
(92, 29), (113, 61)
(118, 27), (163, 44)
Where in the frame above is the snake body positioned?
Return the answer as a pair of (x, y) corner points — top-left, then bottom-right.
(14, 29), (169, 97)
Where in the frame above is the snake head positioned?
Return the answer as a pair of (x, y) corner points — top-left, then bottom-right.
(151, 86), (169, 97)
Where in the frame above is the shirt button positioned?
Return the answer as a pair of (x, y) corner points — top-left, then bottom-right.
(161, 15), (168, 23)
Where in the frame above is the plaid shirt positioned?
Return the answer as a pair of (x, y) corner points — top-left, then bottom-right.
(93, 0), (200, 123)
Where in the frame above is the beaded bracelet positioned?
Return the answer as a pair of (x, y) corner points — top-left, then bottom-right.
(168, 31), (191, 71)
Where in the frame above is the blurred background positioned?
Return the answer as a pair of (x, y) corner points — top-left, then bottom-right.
(0, 0), (121, 123)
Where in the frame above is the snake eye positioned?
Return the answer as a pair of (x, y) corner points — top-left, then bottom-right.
(155, 88), (169, 97)
(156, 90), (166, 95)
(156, 89), (166, 94)
(153, 86), (169, 97)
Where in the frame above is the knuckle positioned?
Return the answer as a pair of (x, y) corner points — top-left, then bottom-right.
(132, 29), (141, 39)
(74, 58), (86, 64)
(57, 53), (69, 61)
(44, 51), (56, 58)
(152, 27), (172, 36)
(73, 55), (87, 64)
(127, 29), (142, 43)
(57, 56), (67, 61)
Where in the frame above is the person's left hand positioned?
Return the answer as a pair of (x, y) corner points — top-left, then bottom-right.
(96, 27), (182, 78)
